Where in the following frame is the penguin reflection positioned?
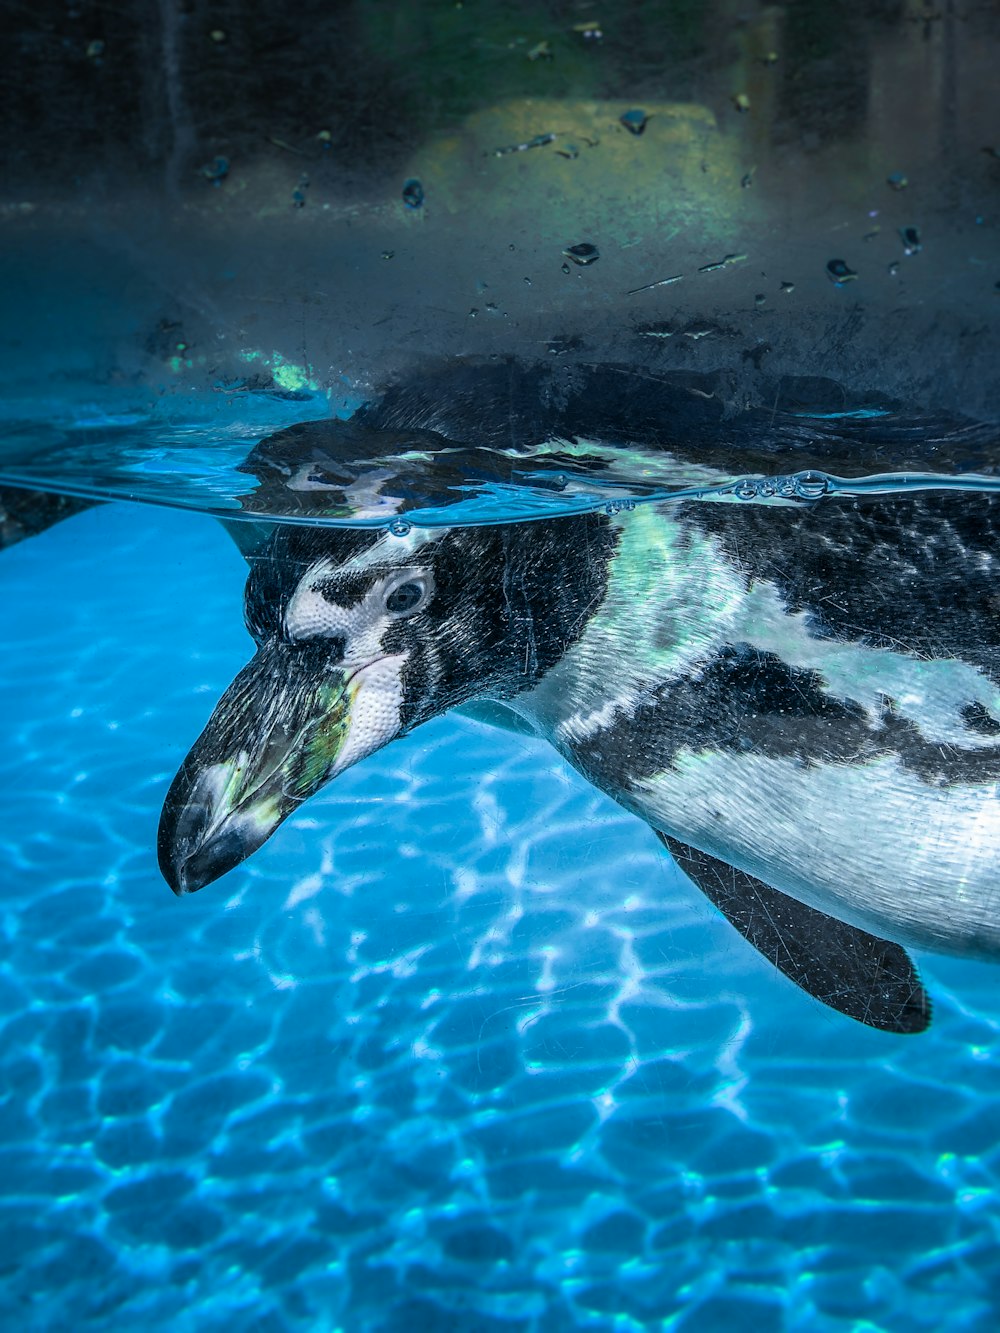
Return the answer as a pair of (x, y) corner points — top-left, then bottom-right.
(160, 484), (1000, 1035)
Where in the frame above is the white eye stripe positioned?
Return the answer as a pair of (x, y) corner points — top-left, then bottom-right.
(284, 560), (434, 640)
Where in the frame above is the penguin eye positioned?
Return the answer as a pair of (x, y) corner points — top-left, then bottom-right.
(385, 579), (427, 616)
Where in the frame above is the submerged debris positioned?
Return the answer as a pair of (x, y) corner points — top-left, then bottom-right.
(627, 274), (683, 295)
(780, 280), (795, 293)
(492, 133), (556, 157)
(563, 243), (600, 266)
(619, 109), (648, 136)
(732, 92), (751, 113)
(699, 253), (747, 273)
(826, 258), (857, 285)
(573, 20), (603, 40)
(200, 156), (229, 185)
(402, 179), (424, 209)
(555, 142), (579, 159)
(527, 40), (553, 61)
(899, 225), (922, 255)
(887, 171), (908, 191)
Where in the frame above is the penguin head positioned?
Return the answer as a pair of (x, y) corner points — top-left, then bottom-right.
(158, 516), (615, 895)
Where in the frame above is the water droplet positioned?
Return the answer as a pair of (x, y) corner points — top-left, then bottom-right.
(741, 171), (755, 189)
(754, 293), (766, 307)
(794, 471), (830, 500)
(508, 243), (516, 251)
(523, 276), (532, 285)
(620, 109), (648, 136)
(200, 155), (230, 185)
(468, 307), (479, 317)
(563, 243), (599, 266)
(402, 179), (424, 209)
(887, 171), (908, 191)
(381, 250), (395, 260)
(776, 476), (797, 497)
(734, 479), (757, 500)
(561, 262), (571, 274)
(757, 479), (776, 497)
(888, 259), (900, 276)
(388, 518), (412, 537)
(826, 258), (857, 284)
(780, 280), (795, 293)
(899, 226), (922, 255)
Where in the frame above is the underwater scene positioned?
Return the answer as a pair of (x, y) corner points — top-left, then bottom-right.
(2, 0), (1000, 1328)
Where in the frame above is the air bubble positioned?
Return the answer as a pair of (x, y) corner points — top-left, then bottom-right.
(388, 518), (412, 537)
(734, 479), (758, 500)
(794, 471), (830, 500)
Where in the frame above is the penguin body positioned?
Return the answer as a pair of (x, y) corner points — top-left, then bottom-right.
(158, 362), (1000, 1034)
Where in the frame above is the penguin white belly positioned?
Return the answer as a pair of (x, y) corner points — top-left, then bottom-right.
(630, 752), (1000, 959)
(510, 504), (1000, 964)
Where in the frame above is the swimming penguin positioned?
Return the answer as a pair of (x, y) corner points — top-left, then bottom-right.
(159, 455), (1000, 1034)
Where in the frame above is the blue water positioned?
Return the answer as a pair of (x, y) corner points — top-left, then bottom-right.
(2, 503), (1000, 1330)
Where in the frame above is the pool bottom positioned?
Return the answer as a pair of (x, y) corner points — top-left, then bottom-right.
(0, 504), (998, 1331)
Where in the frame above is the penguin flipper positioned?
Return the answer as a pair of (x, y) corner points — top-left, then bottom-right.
(656, 833), (931, 1034)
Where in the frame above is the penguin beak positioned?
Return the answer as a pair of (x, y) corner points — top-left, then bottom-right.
(158, 641), (403, 895)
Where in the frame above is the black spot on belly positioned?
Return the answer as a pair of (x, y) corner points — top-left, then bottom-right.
(571, 643), (1000, 793)
(961, 701), (1000, 737)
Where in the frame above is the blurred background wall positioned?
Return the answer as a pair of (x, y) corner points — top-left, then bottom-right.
(0, 0), (998, 417)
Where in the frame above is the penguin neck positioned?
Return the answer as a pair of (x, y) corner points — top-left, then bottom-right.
(513, 504), (748, 737)
(490, 513), (620, 699)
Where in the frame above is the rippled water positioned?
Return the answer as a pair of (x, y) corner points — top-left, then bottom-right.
(2, 379), (999, 530)
(2, 501), (999, 1330)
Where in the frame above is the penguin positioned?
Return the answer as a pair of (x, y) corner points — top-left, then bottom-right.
(154, 359), (1000, 1034)
(158, 452), (1000, 1034)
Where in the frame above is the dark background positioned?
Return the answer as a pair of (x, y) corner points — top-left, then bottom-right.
(0, 0), (998, 416)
